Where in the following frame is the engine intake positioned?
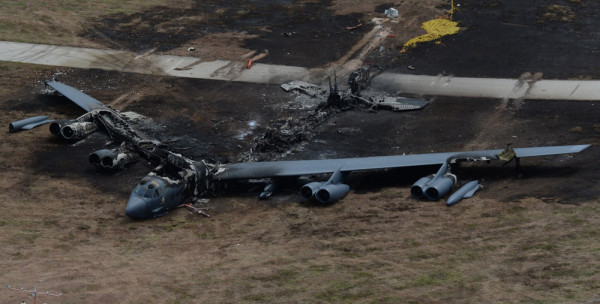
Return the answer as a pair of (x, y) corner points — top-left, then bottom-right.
(49, 119), (73, 137)
(299, 169), (349, 204)
(89, 148), (139, 170)
(60, 122), (97, 140)
(315, 183), (350, 203)
(423, 173), (457, 200)
(300, 182), (323, 200)
(410, 175), (434, 198)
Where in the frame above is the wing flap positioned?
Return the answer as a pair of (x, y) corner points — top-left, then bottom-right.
(45, 80), (106, 112)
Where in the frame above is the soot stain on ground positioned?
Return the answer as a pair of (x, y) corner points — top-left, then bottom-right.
(387, 0), (600, 78)
(33, 133), (148, 200)
(84, 0), (365, 67)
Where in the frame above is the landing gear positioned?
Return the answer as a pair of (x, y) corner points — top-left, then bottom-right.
(260, 183), (276, 199)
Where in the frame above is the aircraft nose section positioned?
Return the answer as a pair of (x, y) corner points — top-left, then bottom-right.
(125, 195), (150, 219)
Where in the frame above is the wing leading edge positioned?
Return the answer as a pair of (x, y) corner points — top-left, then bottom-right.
(214, 144), (590, 181)
(45, 80), (106, 112)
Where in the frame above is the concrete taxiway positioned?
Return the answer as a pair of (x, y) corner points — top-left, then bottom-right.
(1, 40), (600, 101)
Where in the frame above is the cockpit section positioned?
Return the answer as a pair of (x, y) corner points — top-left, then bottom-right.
(132, 177), (165, 199)
(125, 156), (212, 219)
(126, 175), (173, 219)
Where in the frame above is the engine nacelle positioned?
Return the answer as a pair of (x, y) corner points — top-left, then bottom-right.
(411, 174), (434, 198)
(424, 174), (457, 201)
(60, 121), (97, 140)
(49, 119), (74, 137)
(300, 169), (349, 203)
(315, 183), (350, 204)
(300, 182), (324, 200)
(89, 148), (139, 170)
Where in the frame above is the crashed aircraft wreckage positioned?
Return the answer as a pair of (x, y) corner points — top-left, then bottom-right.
(10, 81), (590, 219)
(281, 66), (429, 112)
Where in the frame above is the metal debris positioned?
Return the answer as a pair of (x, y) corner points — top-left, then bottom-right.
(281, 81), (327, 97)
(247, 78), (428, 162)
(348, 65), (384, 94)
(179, 203), (211, 217)
(357, 95), (429, 111)
(499, 144), (516, 162)
(385, 8), (399, 18)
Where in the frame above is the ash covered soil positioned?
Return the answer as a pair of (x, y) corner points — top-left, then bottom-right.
(2, 0), (600, 303)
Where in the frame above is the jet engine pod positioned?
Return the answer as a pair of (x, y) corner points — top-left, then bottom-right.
(60, 121), (97, 140)
(411, 174), (434, 198)
(300, 182), (324, 200)
(315, 183), (350, 204)
(424, 173), (457, 201)
(49, 119), (73, 137)
(89, 148), (139, 170)
(89, 149), (115, 168)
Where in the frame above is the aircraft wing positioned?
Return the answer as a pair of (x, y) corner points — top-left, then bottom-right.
(45, 80), (106, 111)
(214, 144), (590, 180)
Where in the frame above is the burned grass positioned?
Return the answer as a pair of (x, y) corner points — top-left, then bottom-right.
(389, 0), (600, 79)
(84, 0), (366, 67)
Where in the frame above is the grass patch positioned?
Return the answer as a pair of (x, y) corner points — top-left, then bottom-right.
(407, 270), (464, 288)
(316, 280), (375, 302)
(409, 251), (441, 261)
(521, 243), (556, 251)
(274, 268), (299, 285)
(402, 238), (422, 248)
(12, 229), (41, 243)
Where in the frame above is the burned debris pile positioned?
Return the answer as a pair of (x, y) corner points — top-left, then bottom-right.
(237, 68), (429, 162)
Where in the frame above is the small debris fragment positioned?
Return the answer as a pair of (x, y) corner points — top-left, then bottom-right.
(346, 23), (363, 30)
(385, 8), (399, 18)
(187, 47), (196, 51)
(407, 65), (416, 70)
(281, 81), (327, 97)
(180, 203), (211, 217)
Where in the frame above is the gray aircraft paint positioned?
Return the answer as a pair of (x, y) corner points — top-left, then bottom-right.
(214, 145), (589, 181)
(446, 180), (480, 206)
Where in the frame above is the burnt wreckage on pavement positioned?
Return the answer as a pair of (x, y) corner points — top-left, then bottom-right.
(9, 80), (590, 219)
